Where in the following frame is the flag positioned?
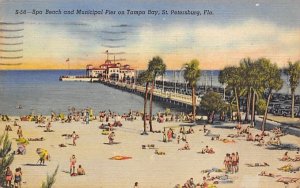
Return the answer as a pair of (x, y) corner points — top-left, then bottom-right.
(66, 58), (69, 62)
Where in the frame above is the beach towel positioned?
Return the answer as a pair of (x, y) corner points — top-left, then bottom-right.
(201, 168), (224, 173)
(109, 156), (132, 160)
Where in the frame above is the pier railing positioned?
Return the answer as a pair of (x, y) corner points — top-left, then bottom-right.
(114, 81), (200, 106)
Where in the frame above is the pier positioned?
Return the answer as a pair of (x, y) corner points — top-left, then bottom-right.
(99, 80), (200, 108)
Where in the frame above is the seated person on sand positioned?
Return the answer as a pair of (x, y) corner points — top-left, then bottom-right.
(5, 125), (12, 131)
(261, 131), (269, 137)
(236, 123), (242, 130)
(245, 126), (250, 134)
(178, 142), (190, 150)
(77, 165), (85, 175)
(187, 127), (194, 134)
(201, 146), (215, 154)
(281, 152), (290, 161)
(16, 144), (26, 155)
(246, 133), (254, 141)
(254, 134), (261, 142)
(201, 177), (209, 188)
(257, 138), (265, 146)
(203, 125), (208, 133)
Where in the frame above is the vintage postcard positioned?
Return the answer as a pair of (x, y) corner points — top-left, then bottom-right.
(0, 0), (299, 187)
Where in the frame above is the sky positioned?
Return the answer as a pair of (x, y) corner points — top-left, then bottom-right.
(0, 0), (299, 70)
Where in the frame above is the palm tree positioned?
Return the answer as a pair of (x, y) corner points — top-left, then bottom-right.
(219, 66), (243, 122)
(137, 70), (153, 135)
(183, 59), (201, 122)
(260, 58), (283, 131)
(239, 57), (254, 123)
(284, 60), (300, 118)
(148, 56), (166, 132)
(0, 133), (14, 186)
(246, 59), (265, 127)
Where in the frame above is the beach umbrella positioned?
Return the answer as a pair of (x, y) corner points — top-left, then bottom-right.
(36, 148), (49, 160)
(16, 138), (29, 145)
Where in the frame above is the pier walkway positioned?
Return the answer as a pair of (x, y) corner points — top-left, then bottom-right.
(101, 80), (200, 107)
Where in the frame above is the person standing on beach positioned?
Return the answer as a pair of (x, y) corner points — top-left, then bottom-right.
(5, 166), (13, 187)
(163, 131), (166, 142)
(224, 153), (231, 173)
(70, 155), (77, 175)
(108, 132), (115, 144)
(17, 126), (23, 139)
(46, 121), (51, 132)
(236, 152), (239, 172)
(167, 128), (173, 142)
(231, 153), (238, 173)
(72, 131), (77, 146)
(86, 110), (89, 125)
(13, 167), (22, 188)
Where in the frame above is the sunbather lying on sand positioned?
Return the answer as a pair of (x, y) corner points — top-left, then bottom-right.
(28, 137), (44, 141)
(227, 134), (245, 138)
(59, 144), (67, 147)
(220, 138), (235, 143)
(277, 177), (300, 184)
(266, 137), (281, 145)
(278, 164), (300, 172)
(246, 162), (269, 167)
(201, 168), (224, 173)
(178, 142), (190, 150)
(258, 171), (277, 177)
(154, 149), (165, 155)
(281, 152), (290, 161)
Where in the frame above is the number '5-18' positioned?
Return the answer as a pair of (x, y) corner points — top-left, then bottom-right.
(15, 10), (26, 14)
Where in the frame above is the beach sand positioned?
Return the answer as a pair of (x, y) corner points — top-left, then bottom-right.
(1, 117), (299, 188)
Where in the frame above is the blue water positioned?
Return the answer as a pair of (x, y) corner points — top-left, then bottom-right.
(0, 70), (167, 116)
(0, 70), (298, 115)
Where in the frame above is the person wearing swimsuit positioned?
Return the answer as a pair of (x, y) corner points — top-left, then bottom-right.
(70, 155), (77, 175)
(14, 168), (22, 188)
(5, 166), (13, 187)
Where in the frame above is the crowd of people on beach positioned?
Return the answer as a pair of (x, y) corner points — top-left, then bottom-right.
(1, 107), (299, 188)
(224, 152), (239, 174)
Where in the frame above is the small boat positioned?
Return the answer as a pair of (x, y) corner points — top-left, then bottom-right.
(16, 105), (23, 109)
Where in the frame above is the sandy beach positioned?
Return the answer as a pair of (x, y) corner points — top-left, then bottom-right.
(1, 116), (299, 188)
